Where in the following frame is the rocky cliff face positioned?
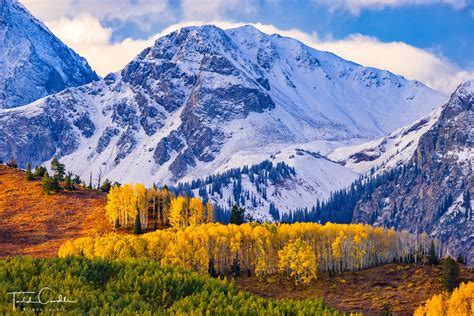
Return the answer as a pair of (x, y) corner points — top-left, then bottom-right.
(351, 80), (473, 264)
(0, 0), (98, 109)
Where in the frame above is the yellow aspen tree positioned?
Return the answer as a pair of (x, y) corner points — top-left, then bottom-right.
(189, 197), (205, 226)
(59, 221), (437, 282)
(169, 196), (186, 228)
(415, 282), (474, 316)
(120, 184), (136, 228)
(105, 185), (121, 226)
(134, 183), (148, 229)
(446, 282), (474, 315)
(149, 187), (160, 229)
(278, 237), (317, 285)
(160, 188), (173, 226)
(206, 200), (214, 223)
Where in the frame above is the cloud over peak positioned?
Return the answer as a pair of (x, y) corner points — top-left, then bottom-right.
(316, 0), (470, 15)
(45, 16), (471, 93)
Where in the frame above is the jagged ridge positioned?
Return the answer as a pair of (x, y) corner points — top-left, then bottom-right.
(0, 0), (98, 109)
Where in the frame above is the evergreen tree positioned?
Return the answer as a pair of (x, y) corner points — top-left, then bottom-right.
(42, 172), (61, 194)
(72, 175), (82, 185)
(26, 163), (34, 180)
(463, 190), (471, 219)
(232, 254), (241, 277)
(114, 217), (120, 229)
(230, 205), (245, 225)
(456, 253), (465, 264)
(134, 210), (142, 234)
(63, 173), (74, 191)
(427, 240), (438, 265)
(208, 258), (217, 278)
(269, 203), (280, 221)
(100, 178), (112, 193)
(442, 257), (460, 293)
(51, 158), (65, 180)
(463, 190), (471, 209)
(380, 304), (391, 316)
(33, 166), (47, 178)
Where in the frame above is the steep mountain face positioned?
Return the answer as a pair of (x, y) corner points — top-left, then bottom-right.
(329, 108), (442, 175)
(0, 24), (446, 213)
(0, 0), (98, 109)
(337, 80), (473, 264)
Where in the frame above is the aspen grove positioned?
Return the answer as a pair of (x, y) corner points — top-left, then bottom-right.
(59, 222), (438, 285)
(105, 183), (213, 230)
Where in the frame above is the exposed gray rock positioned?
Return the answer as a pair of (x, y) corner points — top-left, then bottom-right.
(96, 127), (119, 154)
(352, 80), (474, 264)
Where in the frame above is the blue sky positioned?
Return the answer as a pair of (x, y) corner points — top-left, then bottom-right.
(21, 0), (474, 93)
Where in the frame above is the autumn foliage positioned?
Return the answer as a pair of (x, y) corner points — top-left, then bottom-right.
(0, 165), (109, 257)
(59, 222), (434, 285)
(105, 183), (213, 231)
(414, 281), (473, 316)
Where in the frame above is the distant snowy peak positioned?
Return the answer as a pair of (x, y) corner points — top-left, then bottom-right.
(0, 24), (446, 192)
(0, 0), (98, 109)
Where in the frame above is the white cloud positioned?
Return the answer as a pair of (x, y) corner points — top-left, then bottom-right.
(316, 0), (470, 14)
(44, 16), (472, 93)
(21, 0), (258, 22)
(311, 34), (474, 93)
(21, 0), (170, 21)
(180, 0), (258, 20)
(45, 15), (156, 75)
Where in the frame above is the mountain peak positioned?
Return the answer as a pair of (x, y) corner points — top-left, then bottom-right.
(0, 0), (98, 109)
(442, 79), (474, 117)
(1, 20), (447, 181)
(455, 79), (474, 98)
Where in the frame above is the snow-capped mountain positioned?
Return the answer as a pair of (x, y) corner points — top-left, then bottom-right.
(328, 80), (473, 264)
(0, 0), (98, 109)
(0, 24), (446, 214)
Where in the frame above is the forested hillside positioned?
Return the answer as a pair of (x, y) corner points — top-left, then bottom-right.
(0, 257), (343, 315)
(1, 163), (472, 315)
(59, 222), (438, 279)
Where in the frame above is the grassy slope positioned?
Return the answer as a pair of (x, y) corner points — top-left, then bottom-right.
(0, 165), (110, 257)
(235, 263), (474, 315)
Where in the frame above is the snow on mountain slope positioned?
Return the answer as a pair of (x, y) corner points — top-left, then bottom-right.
(347, 79), (473, 264)
(0, 0), (98, 109)
(192, 145), (360, 219)
(0, 24), (447, 213)
(329, 80), (473, 177)
(329, 108), (442, 175)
